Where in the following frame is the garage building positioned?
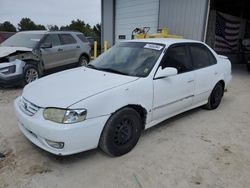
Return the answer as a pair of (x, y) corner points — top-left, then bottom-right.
(101, 0), (250, 63)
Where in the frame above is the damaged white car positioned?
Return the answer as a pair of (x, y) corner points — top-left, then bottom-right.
(15, 39), (232, 157)
(0, 31), (91, 86)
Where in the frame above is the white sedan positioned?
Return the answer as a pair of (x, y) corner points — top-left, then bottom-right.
(14, 38), (232, 156)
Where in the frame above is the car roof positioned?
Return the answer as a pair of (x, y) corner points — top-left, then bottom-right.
(125, 38), (204, 46)
(18, 30), (82, 35)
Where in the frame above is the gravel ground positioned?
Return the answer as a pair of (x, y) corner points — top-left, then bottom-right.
(0, 65), (249, 188)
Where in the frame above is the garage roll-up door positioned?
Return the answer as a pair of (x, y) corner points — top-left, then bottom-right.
(159, 0), (209, 41)
(115, 0), (159, 43)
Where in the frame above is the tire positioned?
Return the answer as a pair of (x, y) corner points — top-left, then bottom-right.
(99, 107), (142, 157)
(23, 64), (40, 86)
(78, 55), (89, 67)
(204, 82), (224, 110)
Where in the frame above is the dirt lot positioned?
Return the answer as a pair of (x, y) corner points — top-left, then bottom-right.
(0, 65), (250, 188)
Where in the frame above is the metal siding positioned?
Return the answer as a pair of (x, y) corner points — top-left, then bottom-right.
(115, 0), (159, 43)
(159, 0), (208, 41)
(102, 0), (115, 46)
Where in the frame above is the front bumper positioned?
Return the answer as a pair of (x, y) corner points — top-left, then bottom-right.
(14, 97), (110, 155)
(0, 59), (25, 87)
(0, 74), (23, 86)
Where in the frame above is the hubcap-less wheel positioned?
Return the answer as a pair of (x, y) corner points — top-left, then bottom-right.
(25, 68), (39, 83)
(204, 83), (224, 110)
(211, 86), (223, 108)
(99, 108), (142, 157)
(114, 118), (133, 145)
(79, 56), (89, 67)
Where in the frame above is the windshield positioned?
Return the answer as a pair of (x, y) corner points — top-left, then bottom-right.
(1, 33), (44, 48)
(89, 42), (164, 77)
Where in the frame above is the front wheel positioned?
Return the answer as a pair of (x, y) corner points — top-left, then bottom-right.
(204, 83), (224, 110)
(23, 64), (40, 86)
(99, 108), (142, 157)
(78, 56), (89, 67)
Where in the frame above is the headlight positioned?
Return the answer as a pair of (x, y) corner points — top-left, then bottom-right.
(43, 108), (87, 124)
(0, 65), (16, 74)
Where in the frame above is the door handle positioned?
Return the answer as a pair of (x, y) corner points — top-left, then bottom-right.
(214, 72), (218, 75)
(57, 48), (63, 52)
(76, 45), (80, 49)
(187, 80), (194, 83)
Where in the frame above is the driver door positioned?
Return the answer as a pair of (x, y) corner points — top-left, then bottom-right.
(40, 34), (64, 69)
(153, 44), (195, 121)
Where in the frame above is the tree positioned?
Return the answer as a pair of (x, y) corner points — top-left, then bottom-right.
(93, 23), (101, 37)
(47, 25), (59, 31)
(0, 21), (16, 32)
(18, 18), (46, 31)
(61, 19), (94, 36)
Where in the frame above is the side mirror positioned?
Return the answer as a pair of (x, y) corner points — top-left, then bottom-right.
(41, 42), (52, 49)
(155, 67), (178, 79)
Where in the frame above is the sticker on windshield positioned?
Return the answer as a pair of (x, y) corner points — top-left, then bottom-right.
(30, 39), (41, 41)
(144, 44), (163, 51)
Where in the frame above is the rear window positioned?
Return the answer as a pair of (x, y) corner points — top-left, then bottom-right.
(76, 34), (88, 42)
(59, 34), (76, 45)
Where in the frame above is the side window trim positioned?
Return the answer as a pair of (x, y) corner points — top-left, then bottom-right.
(41, 34), (61, 47)
(158, 43), (193, 74)
(59, 34), (77, 45)
(188, 43), (216, 70)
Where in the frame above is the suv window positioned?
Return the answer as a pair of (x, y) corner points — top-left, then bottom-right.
(189, 44), (216, 69)
(59, 34), (77, 45)
(43, 34), (60, 47)
(162, 45), (192, 74)
(76, 34), (88, 42)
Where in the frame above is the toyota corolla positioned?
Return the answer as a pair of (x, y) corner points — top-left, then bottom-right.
(14, 38), (232, 157)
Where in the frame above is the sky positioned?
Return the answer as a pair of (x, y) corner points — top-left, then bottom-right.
(0, 0), (101, 28)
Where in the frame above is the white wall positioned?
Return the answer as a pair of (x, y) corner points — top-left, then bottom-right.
(115, 0), (159, 43)
(159, 0), (209, 41)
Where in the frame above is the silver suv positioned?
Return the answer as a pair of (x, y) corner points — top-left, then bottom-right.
(0, 30), (91, 86)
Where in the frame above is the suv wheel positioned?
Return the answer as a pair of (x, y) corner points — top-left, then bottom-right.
(79, 56), (89, 67)
(23, 64), (40, 85)
(99, 108), (142, 157)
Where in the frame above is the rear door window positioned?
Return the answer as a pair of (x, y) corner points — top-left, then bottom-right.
(162, 44), (192, 74)
(59, 34), (77, 45)
(43, 34), (60, 47)
(189, 44), (216, 69)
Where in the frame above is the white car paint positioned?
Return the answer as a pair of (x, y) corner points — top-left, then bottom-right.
(14, 38), (232, 155)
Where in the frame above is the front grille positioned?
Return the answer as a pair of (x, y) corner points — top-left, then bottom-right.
(19, 97), (40, 116)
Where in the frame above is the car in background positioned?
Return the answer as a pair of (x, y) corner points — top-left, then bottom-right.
(0, 30), (91, 87)
(0, 31), (15, 43)
(86, 36), (101, 55)
(14, 38), (231, 157)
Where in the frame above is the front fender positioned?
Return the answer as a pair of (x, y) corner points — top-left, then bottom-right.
(70, 78), (153, 123)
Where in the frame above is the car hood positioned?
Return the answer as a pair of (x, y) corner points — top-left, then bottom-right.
(23, 67), (139, 108)
(0, 46), (32, 58)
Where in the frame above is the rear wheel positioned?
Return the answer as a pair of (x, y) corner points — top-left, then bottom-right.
(78, 55), (89, 67)
(204, 83), (224, 110)
(23, 64), (40, 85)
(99, 108), (142, 157)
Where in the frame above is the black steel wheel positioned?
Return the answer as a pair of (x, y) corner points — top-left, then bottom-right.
(204, 82), (224, 110)
(99, 107), (142, 157)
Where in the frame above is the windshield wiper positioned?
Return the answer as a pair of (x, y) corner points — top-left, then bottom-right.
(98, 68), (129, 76)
